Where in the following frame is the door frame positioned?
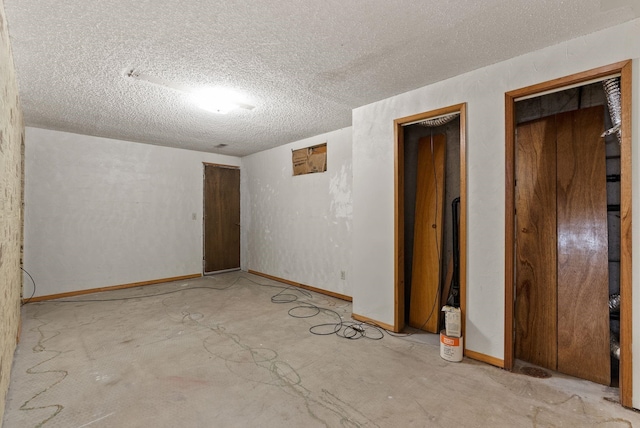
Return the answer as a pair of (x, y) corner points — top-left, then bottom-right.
(504, 60), (632, 406)
(394, 103), (467, 336)
(202, 162), (241, 275)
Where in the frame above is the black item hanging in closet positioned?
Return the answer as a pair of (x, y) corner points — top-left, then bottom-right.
(446, 197), (461, 308)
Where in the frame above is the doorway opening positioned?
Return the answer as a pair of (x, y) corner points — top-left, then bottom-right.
(203, 163), (241, 275)
(505, 60), (632, 406)
(394, 103), (467, 337)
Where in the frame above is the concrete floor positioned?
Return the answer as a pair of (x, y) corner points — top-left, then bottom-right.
(3, 272), (639, 427)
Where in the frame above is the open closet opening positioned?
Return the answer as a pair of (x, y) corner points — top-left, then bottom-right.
(394, 104), (467, 337)
(505, 60), (632, 406)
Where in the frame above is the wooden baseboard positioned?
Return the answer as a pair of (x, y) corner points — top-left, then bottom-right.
(22, 273), (202, 303)
(248, 270), (352, 302)
(351, 312), (397, 332)
(464, 349), (505, 368)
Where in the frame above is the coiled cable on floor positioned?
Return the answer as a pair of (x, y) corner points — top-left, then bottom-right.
(267, 281), (384, 340)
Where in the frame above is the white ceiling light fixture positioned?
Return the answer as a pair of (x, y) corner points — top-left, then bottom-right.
(191, 87), (254, 115)
(126, 69), (254, 114)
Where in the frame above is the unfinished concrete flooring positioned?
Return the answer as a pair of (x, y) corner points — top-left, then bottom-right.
(3, 272), (638, 427)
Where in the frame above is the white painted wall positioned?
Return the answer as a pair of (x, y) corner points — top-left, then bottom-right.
(352, 17), (640, 395)
(23, 127), (241, 297)
(242, 127), (352, 296)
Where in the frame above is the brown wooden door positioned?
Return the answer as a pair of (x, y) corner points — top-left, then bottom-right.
(515, 106), (610, 385)
(555, 107), (610, 384)
(515, 115), (558, 370)
(203, 164), (240, 273)
(409, 134), (446, 333)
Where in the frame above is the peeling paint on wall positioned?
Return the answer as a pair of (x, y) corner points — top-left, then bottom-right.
(243, 128), (353, 296)
(329, 163), (352, 221)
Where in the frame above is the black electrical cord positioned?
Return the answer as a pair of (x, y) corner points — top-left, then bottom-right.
(264, 279), (383, 340)
(21, 267), (37, 305)
(269, 283), (313, 303)
(233, 276), (383, 340)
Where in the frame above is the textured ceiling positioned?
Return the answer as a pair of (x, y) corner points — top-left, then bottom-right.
(4, 0), (639, 156)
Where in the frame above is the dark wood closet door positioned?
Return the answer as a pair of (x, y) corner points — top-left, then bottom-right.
(203, 164), (240, 273)
(515, 106), (610, 385)
(515, 115), (558, 369)
(556, 106), (610, 385)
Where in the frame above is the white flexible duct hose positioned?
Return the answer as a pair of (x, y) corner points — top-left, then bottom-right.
(602, 78), (622, 143)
